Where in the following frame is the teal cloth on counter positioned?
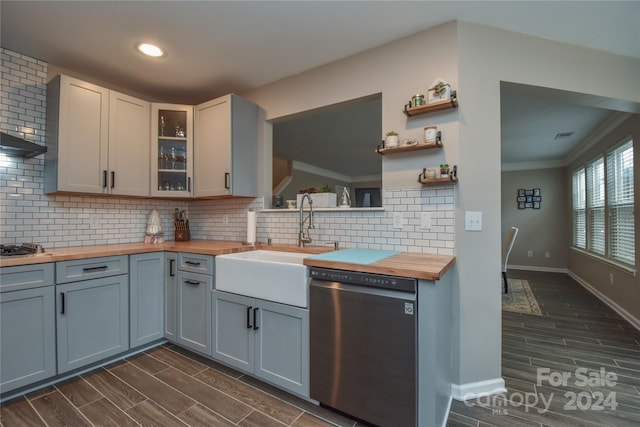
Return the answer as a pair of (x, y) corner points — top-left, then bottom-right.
(307, 248), (399, 265)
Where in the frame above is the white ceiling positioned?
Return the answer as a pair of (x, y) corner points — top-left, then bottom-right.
(2, 1), (639, 168)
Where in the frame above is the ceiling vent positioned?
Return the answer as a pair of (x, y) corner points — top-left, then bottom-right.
(554, 132), (574, 140)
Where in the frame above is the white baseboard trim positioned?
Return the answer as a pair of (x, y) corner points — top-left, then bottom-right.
(509, 264), (568, 274)
(451, 378), (506, 401)
(568, 271), (640, 332)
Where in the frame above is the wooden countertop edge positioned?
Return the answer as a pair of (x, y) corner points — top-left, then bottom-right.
(304, 254), (456, 281)
(0, 241), (331, 267)
(1, 241), (455, 280)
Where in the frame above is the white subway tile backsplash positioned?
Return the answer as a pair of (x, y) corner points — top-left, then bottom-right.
(1, 48), (456, 254)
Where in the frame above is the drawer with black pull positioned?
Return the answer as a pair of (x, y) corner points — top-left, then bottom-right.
(56, 255), (128, 283)
(178, 253), (214, 275)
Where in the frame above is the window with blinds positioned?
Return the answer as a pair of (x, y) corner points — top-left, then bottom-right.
(572, 168), (586, 249)
(571, 137), (635, 267)
(587, 157), (605, 255)
(607, 139), (634, 264)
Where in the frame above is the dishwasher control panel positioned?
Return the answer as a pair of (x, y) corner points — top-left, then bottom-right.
(309, 267), (416, 293)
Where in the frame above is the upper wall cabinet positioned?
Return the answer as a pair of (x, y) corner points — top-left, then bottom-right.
(194, 94), (258, 198)
(150, 104), (193, 198)
(45, 75), (150, 196)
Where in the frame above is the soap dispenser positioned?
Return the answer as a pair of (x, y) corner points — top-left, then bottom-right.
(339, 187), (351, 208)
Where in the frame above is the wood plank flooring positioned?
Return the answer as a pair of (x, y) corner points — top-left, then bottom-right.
(0, 344), (361, 427)
(2, 270), (638, 426)
(448, 270), (640, 427)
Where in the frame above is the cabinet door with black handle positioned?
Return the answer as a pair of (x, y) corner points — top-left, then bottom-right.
(56, 275), (129, 374)
(211, 290), (255, 371)
(176, 271), (212, 355)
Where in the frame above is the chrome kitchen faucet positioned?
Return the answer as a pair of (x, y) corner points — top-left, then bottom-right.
(298, 194), (314, 247)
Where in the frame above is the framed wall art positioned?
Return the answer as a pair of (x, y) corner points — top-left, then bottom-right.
(517, 188), (541, 209)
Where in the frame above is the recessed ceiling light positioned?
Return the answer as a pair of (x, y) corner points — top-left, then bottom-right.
(137, 43), (164, 58)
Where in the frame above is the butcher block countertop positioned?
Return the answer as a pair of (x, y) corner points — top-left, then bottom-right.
(304, 250), (455, 281)
(0, 240), (330, 268)
(0, 241), (455, 280)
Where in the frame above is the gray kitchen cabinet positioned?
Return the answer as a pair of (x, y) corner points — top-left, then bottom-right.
(211, 291), (254, 371)
(45, 74), (150, 196)
(164, 252), (178, 341)
(56, 256), (129, 374)
(177, 271), (212, 355)
(130, 252), (164, 348)
(194, 94), (258, 198)
(176, 253), (214, 355)
(0, 264), (56, 393)
(212, 290), (309, 397)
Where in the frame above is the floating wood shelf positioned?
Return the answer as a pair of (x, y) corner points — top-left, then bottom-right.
(376, 141), (442, 155)
(418, 175), (458, 186)
(403, 94), (458, 117)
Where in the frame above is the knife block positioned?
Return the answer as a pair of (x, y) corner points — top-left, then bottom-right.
(174, 220), (190, 241)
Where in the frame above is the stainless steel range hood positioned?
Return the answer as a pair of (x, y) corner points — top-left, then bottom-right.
(0, 132), (47, 158)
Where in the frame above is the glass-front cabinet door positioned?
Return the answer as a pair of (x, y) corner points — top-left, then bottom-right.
(150, 104), (193, 197)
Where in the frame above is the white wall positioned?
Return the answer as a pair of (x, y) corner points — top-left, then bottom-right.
(455, 21), (640, 396)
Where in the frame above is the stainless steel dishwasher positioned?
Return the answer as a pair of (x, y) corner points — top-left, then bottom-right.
(309, 267), (417, 427)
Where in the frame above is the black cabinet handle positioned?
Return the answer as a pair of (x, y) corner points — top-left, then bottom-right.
(253, 307), (259, 331)
(187, 177), (191, 193)
(169, 259), (175, 277)
(224, 172), (230, 189)
(110, 171), (115, 189)
(185, 280), (200, 286)
(82, 266), (108, 272)
(103, 170), (107, 188)
(246, 306), (253, 329)
(60, 292), (65, 314)
(185, 261), (201, 266)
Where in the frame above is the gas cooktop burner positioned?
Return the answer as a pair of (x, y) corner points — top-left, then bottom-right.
(0, 243), (45, 257)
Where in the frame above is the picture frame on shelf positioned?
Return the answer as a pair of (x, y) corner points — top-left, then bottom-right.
(428, 80), (452, 104)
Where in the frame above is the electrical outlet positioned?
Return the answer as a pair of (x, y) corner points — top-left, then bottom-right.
(89, 216), (100, 228)
(464, 211), (482, 231)
(527, 250), (533, 257)
(610, 273), (614, 285)
(420, 212), (432, 230)
(393, 212), (404, 229)
(545, 251), (550, 258)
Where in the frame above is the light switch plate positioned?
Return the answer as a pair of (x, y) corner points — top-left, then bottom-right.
(465, 211), (482, 231)
(393, 212), (404, 229)
(420, 212), (432, 229)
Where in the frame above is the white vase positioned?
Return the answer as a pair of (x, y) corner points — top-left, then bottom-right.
(385, 135), (399, 148)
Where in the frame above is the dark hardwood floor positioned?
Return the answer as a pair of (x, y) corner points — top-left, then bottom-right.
(448, 270), (640, 427)
(2, 271), (638, 427)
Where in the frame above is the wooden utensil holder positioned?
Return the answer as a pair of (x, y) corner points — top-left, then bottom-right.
(174, 220), (190, 241)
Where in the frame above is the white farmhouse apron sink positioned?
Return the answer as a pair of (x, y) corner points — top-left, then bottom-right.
(215, 250), (309, 307)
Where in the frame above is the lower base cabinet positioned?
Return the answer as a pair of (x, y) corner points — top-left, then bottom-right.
(177, 270), (212, 355)
(1, 284), (56, 393)
(212, 290), (309, 397)
(130, 252), (164, 347)
(56, 275), (129, 373)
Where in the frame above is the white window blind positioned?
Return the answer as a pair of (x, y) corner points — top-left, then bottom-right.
(572, 168), (586, 249)
(607, 140), (635, 264)
(587, 157), (605, 255)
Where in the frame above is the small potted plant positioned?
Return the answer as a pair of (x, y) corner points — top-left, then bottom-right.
(440, 163), (450, 178)
(385, 131), (399, 148)
(296, 184), (337, 208)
